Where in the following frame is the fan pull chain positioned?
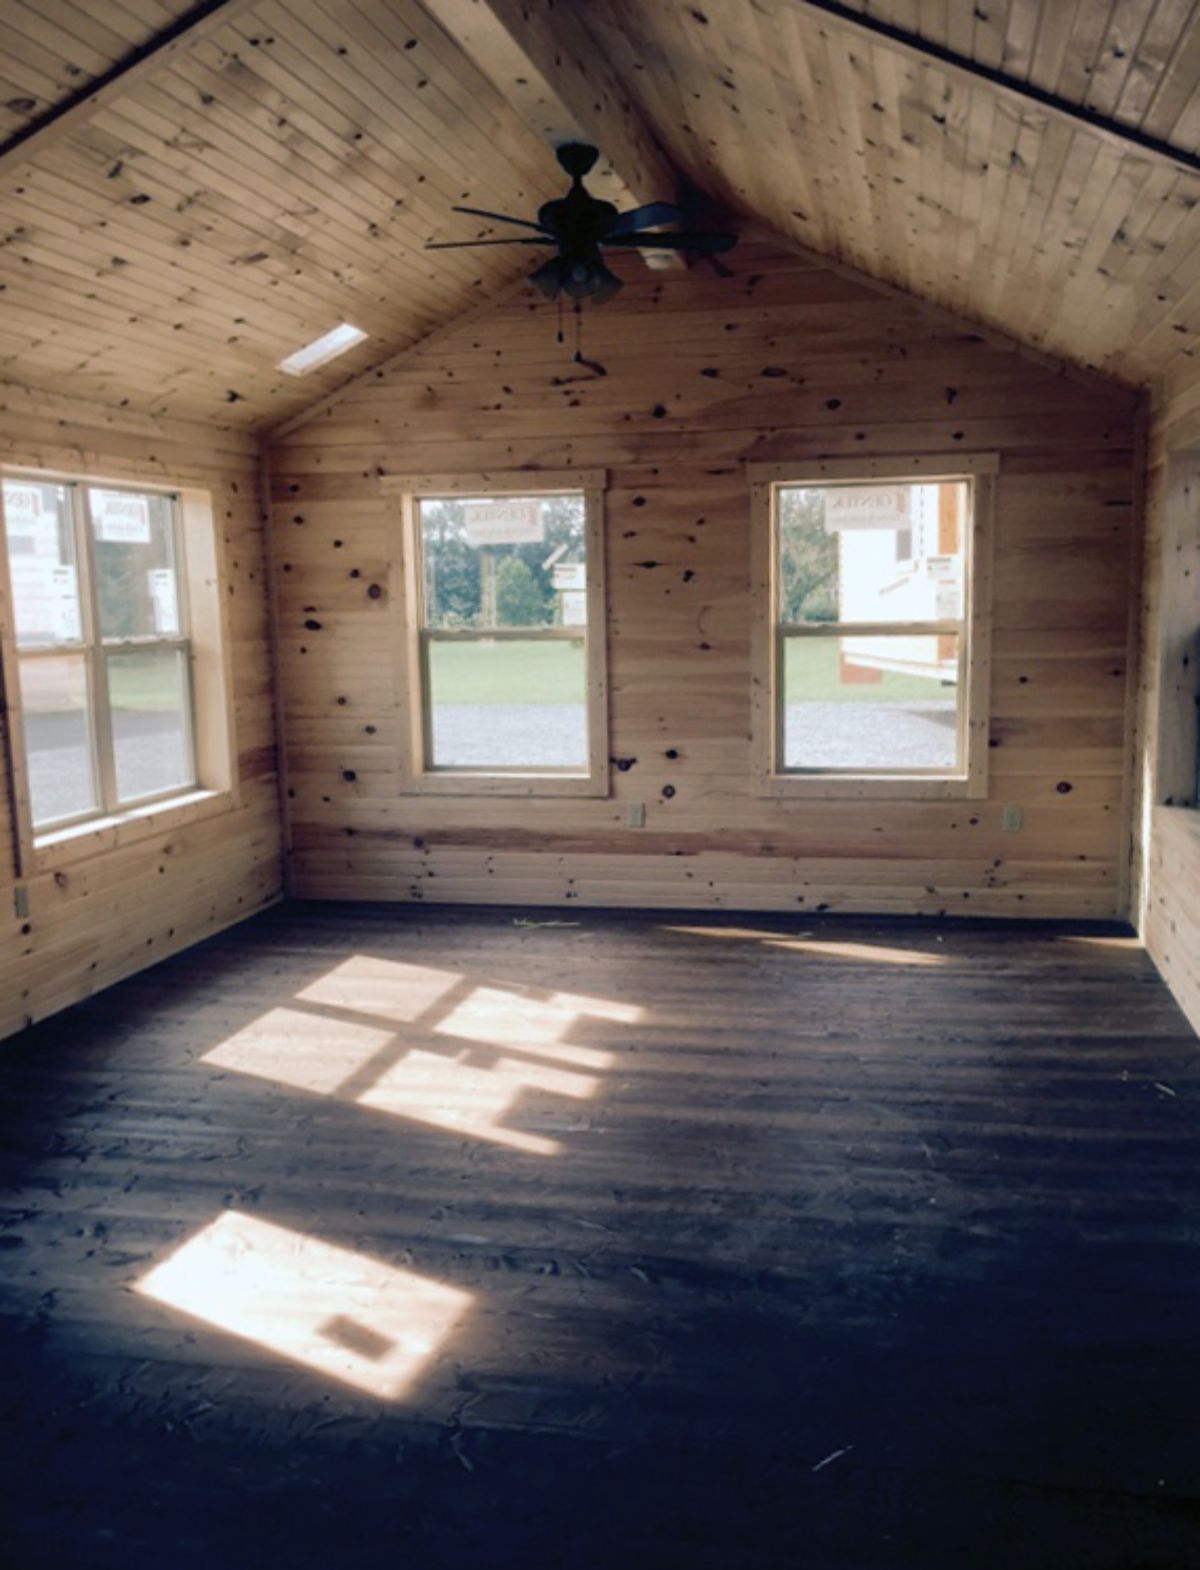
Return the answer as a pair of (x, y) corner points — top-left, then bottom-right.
(556, 291), (564, 346)
(573, 297), (584, 363)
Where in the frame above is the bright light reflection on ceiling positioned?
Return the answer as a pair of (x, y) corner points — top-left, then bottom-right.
(201, 1005), (393, 1095)
(136, 1211), (471, 1399)
(664, 926), (948, 966)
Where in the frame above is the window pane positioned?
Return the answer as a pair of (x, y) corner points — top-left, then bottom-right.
(2, 479), (83, 649)
(782, 635), (960, 771)
(419, 494), (587, 630)
(18, 655), (96, 825)
(107, 647), (192, 802)
(777, 480), (967, 624)
(427, 638), (587, 769)
(88, 487), (182, 640)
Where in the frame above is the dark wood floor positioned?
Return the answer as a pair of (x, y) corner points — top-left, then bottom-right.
(1, 903), (1199, 1569)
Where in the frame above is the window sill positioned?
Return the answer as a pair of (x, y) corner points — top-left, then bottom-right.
(758, 772), (985, 801)
(24, 787), (236, 876)
(400, 771), (609, 799)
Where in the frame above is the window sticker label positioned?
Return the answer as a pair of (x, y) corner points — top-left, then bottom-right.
(460, 498), (544, 546)
(92, 489), (152, 543)
(148, 568), (180, 635)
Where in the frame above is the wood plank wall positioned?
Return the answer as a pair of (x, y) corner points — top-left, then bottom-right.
(0, 385), (283, 1040)
(1136, 363), (1200, 1034)
(269, 244), (1141, 919)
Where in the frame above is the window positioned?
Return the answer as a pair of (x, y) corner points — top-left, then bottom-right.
(383, 470), (609, 795)
(749, 456), (995, 799)
(0, 471), (234, 858)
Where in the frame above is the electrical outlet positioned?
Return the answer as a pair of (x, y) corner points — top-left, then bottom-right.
(628, 802), (646, 829)
(1001, 805), (1023, 833)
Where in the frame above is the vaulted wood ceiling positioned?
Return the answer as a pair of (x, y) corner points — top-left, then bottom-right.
(0, 0), (567, 425)
(586, 0), (1200, 392)
(1, 0), (1199, 429)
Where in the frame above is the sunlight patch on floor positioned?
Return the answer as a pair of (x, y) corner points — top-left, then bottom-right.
(664, 925), (948, 966)
(201, 1006), (393, 1094)
(136, 1211), (471, 1399)
(195, 963), (642, 1153)
(359, 1048), (599, 1155)
(433, 985), (639, 1069)
(295, 955), (461, 1022)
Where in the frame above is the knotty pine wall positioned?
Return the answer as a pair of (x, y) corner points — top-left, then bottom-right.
(270, 245), (1142, 919)
(1136, 365), (1200, 1034)
(0, 387), (283, 1040)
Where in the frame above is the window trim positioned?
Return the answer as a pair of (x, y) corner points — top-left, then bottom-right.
(6, 474), (198, 836)
(381, 469), (610, 797)
(748, 453), (996, 801)
(0, 469), (239, 876)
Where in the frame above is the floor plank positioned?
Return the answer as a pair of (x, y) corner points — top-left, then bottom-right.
(1, 902), (1198, 1569)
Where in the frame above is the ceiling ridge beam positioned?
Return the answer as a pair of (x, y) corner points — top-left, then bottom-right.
(793, 0), (1200, 179)
(0, 0), (263, 184)
(419, 0), (685, 268)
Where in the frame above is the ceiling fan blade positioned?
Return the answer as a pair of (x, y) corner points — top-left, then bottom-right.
(451, 205), (551, 234)
(603, 232), (738, 252)
(425, 237), (552, 249)
(606, 201), (685, 236)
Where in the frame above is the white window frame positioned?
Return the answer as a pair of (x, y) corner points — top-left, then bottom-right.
(0, 469), (239, 875)
(4, 473), (196, 835)
(382, 469), (610, 797)
(748, 454), (996, 801)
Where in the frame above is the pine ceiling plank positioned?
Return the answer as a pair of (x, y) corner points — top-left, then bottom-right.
(1020, 138), (1127, 357)
(294, 0), (559, 205)
(102, 81), (462, 301)
(829, 11), (895, 277)
(234, 2), (558, 241)
(1111, 0), (1198, 129)
(977, 107), (1046, 325)
(1134, 9), (1200, 141)
(702, 0), (801, 229)
(1167, 79), (1200, 151)
(32, 129), (440, 337)
(855, 38), (912, 292)
(0, 1), (264, 182)
(0, 171), (347, 356)
(1083, 0), (1159, 118)
(994, 112), (1077, 327)
(893, 51), (943, 297)
(1054, 0), (1120, 105)
(1026, 0), (1085, 92)
(971, 0), (1013, 72)
(999, 0), (1044, 80)
(750, 6), (831, 253)
(948, 76), (999, 312)
(165, 36), (505, 298)
(944, 0), (976, 57)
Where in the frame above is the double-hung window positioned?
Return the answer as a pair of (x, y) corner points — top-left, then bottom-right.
(750, 456), (995, 798)
(1, 473), (202, 839)
(384, 470), (609, 795)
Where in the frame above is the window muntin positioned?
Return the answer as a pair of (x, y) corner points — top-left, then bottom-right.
(2, 474), (196, 833)
(770, 475), (973, 780)
(412, 489), (594, 776)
